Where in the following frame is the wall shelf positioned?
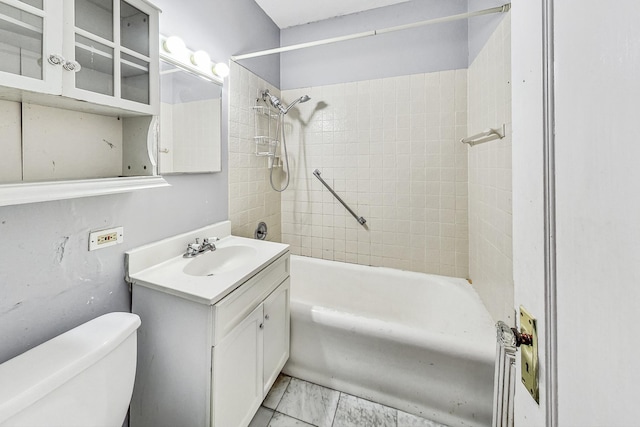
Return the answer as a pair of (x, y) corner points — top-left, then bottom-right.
(0, 176), (169, 207)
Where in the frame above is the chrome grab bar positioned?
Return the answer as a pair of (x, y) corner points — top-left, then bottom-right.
(313, 169), (367, 226)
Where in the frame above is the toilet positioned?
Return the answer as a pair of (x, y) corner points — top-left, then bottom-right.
(0, 312), (141, 427)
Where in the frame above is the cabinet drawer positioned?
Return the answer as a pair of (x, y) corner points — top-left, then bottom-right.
(213, 253), (289, 344)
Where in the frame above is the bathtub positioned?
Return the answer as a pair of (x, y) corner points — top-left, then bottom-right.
(282, 255), (496, 427)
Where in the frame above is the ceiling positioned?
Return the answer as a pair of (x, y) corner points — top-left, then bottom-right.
(254, 0), (413, 29)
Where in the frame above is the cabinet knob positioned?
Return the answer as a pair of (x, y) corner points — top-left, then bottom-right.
(48, 54), (65, 66)
(259, 323), (264, 329)
(63, 60), (82, 72)
(265, 314), (270, 320)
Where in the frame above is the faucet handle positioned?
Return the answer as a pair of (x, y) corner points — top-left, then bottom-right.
(205, 237), (220, 244)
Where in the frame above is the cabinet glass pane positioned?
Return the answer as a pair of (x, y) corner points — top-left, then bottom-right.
(120, 1), (148, 56)
(19, 0), (43, 9)
(75, 34), (113, 96)
(75, 0), (113, 42)
(121, 52), (148, 104)
(0, 3), (43, 79)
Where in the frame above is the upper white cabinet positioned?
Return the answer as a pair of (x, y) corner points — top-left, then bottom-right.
(0, 0), (165, 206)
(0, 0), (159, 115)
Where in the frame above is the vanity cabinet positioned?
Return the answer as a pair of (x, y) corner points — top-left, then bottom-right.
(130, 252), (290, 427)
(0, 0), (159, 115)
(212, 280), (290, 427)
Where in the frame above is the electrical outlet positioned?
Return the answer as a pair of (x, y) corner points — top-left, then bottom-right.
(89, 227), (124, 251)
(520, 305), (539, 403)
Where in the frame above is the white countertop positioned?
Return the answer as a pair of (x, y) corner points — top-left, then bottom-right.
(126, 222), (289, 305)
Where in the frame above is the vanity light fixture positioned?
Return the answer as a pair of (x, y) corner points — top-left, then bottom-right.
(212, 62), (230, 78)
(159, 35), (224, 84)
(191, 50), (211, 68)
(163, 36), (186, 55)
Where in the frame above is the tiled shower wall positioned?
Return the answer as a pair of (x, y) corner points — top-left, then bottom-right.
(281, 71), (469, 277)
(467, 14), (513, 322)
(228, 61), (282, 241)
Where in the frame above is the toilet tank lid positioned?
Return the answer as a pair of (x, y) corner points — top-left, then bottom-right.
(0, 312), (141, 423)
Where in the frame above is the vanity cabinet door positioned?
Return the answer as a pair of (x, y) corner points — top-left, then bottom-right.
(212, 304), (264, 427)
(262, 278), (290, 395)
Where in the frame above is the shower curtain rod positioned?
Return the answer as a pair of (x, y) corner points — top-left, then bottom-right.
(232, 3), (511, 61)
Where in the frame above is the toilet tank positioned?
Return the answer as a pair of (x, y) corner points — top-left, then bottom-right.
(0, 312), (141, 427)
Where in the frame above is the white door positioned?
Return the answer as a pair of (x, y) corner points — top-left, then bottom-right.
(553, 0), (640, 425)
(513, 1), (640, 425)
(263, 279), (290, 395)
(212, 304), (264, 427)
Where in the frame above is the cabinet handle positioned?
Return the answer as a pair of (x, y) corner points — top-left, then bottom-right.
(63, 60), (82, 72)
(48, 54), (65, 66)
(259, 323), (264, 329)
(265, 314), (270, 320)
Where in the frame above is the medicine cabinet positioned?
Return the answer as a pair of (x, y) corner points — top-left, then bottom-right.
(0, 0), (167, 206)
(159, 60), (222, 174)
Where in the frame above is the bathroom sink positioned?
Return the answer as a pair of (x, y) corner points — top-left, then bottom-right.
(182, 245), (258, 276)
(126, 221), (290, 304)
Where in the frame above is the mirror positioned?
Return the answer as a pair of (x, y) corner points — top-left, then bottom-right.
(159, 60), (222, 174)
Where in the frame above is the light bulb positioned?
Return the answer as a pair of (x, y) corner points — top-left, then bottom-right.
(163, 36), (186, 55)
(191, 50), (210, 67)
(213, 62), (230, 78)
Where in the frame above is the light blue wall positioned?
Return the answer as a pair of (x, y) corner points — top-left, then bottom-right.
(0, 0), (279, 364)
(280, 0), (468, 90)
(279, 0), (509, 90)
(468, 0), (508, 64)
(156, 0), (280, 88)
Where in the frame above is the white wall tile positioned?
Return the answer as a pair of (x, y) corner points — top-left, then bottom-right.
(228, 61), (281, 242)
(282, 69), (469, 278)
(467, 15), (513, 323)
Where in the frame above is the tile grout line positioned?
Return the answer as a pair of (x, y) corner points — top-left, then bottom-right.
(272, 376), (293, 414)
(273, 410), (319, 427)
(265, 409), (275, 427)
(329, 392), (344, 427)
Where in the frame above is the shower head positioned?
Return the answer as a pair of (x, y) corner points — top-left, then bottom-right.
(282, 94), (311, 114)
(262, 89), (310, 115)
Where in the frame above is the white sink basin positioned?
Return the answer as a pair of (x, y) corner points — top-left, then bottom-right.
(126, 222), (289, 304)
(182, 245), (258, 277)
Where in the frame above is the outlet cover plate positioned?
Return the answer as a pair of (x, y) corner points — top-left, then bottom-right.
(89, 226), (124, 251)
(520, 305), (539, 403)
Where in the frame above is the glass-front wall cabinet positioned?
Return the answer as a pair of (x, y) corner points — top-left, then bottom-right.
(0, 0), (165, 207)
(0, 1), (50, 91)
(0, 0), (158, 115)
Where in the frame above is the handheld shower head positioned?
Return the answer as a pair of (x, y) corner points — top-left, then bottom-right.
(282, 95), (311, 114)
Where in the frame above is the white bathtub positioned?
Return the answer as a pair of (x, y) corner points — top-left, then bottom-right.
(282, 255), (496, 427)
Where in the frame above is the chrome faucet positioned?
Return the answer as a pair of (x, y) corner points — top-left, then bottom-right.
(183, 237), (218, 258)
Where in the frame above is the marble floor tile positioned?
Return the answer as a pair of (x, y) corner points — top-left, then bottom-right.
(249, 406), (275, 427)
(397, 410), (448, 427)
(268, 412), (315, 427)
(263, 374), (292, 410)
(275, 378), (340, 427)
(332, 393), (397, 427)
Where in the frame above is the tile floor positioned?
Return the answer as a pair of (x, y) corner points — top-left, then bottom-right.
(249, 375), (448, 427)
